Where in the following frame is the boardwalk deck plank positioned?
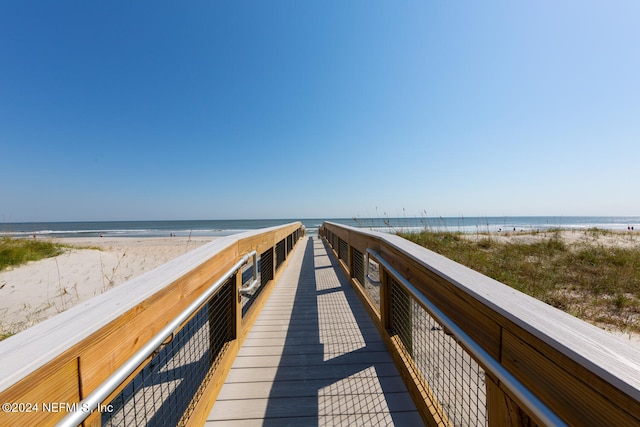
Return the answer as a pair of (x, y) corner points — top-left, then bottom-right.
(216, 377), (412, 400)
(206, 236), (422, 426)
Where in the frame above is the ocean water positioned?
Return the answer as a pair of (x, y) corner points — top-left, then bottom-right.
(1, 216), (639, 239)
(350, 216), (640, 234)
(0, 216), (640, 237)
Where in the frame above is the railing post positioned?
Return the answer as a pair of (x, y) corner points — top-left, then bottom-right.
(208, 275), (235, 367)
(271, 245), (277, 280)
(394, 278), (414, 357)
(348, 245), (354, 280)
(379, 266), (391, 331)
(486, 376), (533, 427)
(235, 268), (242, 342)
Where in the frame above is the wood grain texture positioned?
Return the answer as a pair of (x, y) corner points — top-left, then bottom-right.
(0, 357), (80, 426)
(486, 376), (535, 427)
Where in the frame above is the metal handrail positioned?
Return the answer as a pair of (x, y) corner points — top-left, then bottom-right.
(364, 252), (381, 286)
(366, 248), (567, 427)
(56, 250), (258, 427)
(239, 251), (259, 295)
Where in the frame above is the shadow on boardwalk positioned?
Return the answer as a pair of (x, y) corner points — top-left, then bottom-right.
(258, 237), (422, 426)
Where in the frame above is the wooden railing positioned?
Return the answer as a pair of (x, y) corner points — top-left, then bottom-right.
(320, 222), (640, 426)
(0, 222), (304, 427)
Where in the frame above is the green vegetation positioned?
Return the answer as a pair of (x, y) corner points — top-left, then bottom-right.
(1, 237), (101, 341)
(0, 237), (65, 271)
(399, 230), (640, 334)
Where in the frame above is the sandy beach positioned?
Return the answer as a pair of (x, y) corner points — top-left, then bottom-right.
(463, 228), (640, 249)
(0, 236), (213, 337)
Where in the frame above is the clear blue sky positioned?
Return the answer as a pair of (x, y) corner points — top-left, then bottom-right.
(1, 1), (638, 222)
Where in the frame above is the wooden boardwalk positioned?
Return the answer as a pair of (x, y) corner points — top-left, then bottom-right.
(206, 236), (423, 426)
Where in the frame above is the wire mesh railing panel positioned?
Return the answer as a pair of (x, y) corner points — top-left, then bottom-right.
(391, 278), (414, 356)
(102, 278), (235, 427)
(352, 248), (381, 311)
(260, 248), (273, 287)
(390, 278), (487, 427)
(338, 238), (349, 264)
(275, 239), (285, 270)
(352, 248), (365, 287)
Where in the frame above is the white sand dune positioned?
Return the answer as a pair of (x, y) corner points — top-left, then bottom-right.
(0, 237), (212, 335)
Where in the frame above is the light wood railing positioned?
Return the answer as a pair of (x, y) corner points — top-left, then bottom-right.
(0, 222), (303, 427)
(321, 221), (640, 426)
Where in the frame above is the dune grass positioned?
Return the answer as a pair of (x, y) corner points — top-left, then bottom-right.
(0, 237), (66, 271)
(0, 237), (105, 341)
(398, 230), (640, 334)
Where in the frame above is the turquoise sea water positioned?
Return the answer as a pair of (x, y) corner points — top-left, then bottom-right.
(1, 217), (639, 238)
